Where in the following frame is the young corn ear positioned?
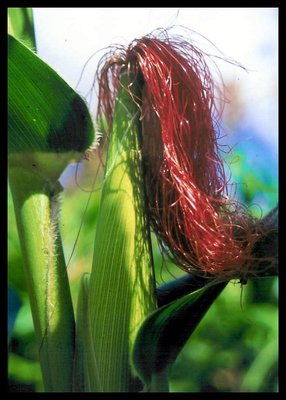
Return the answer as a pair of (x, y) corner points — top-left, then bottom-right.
(87, 73), (157, 392)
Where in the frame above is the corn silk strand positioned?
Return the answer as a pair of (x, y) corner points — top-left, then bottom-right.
(95, 28), (276, 282)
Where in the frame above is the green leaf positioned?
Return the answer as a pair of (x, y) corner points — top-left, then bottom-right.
(87, 76), (157, 391)
(156, 273), (210, 307)
(8, 8), (36, 51)
(133, 281), (227, 391)
(8, 34), (94, 182)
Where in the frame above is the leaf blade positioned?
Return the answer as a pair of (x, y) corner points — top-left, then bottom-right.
(133, 281), (227, 389)
(8, 34), (94, 181)
(8, 8), (36, 51)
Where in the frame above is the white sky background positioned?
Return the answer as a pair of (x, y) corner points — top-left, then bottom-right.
(33, 7), (278, 155)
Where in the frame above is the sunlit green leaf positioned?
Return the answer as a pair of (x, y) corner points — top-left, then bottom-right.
(8, 34), (94, 182)
(8, 8), (36, 51)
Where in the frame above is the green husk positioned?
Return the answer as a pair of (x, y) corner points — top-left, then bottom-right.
(73, 274), (102, 392)
(87, 76), (157, 391)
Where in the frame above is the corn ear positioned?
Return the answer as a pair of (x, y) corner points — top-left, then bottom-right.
(87, 76), (157, 391)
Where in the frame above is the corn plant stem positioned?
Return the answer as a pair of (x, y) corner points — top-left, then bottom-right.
(9, 167), (75, 392)
(88, 77), (157, 392)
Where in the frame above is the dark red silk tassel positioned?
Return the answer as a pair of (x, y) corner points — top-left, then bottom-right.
(96, 31), (264, 281)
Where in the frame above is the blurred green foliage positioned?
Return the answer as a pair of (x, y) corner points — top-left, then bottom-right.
(8, 145), (278, 392)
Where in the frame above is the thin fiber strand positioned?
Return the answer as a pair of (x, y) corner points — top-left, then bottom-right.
(96, 29), (267, 281)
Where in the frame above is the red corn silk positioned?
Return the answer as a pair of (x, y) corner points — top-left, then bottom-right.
(96, 33), (263, 281)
